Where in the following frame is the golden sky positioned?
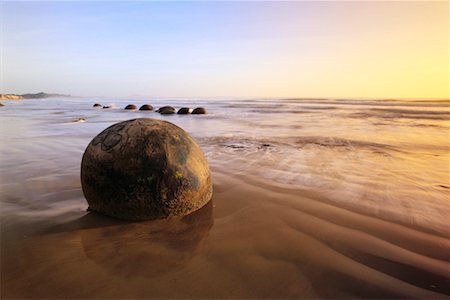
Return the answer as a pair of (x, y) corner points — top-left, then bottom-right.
(2, 1), (449, 98)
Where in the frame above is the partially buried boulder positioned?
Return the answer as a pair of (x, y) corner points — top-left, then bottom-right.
(81, 118), (213, 221)
(93, 103), (102, 108)
(124, 104), (137, 110)
(139, 104), (154, 111)
(192, 107), (207, 114)
(177, 107), (191, 114)
(158, 106), (175, 115)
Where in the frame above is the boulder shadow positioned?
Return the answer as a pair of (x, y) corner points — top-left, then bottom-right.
(77, 200), (214, 278)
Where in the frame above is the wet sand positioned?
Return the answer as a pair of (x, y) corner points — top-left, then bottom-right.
(1, 98), (449, 298)
(2, 166), (449, 299)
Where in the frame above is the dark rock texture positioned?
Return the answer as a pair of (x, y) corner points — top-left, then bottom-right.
(192, 107), (207, 114)
(81, 118), (213, 221)
(124, 104), (137, 110)
(160, 110), (175, 115)
(177, 107), (191, 114)
(139, 104), (154, 111)
(93, 103), (102, 107)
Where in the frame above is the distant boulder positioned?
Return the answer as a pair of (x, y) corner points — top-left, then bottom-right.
(160, 109), (175, 115)
(158, 106), (176, 115)
(139, 104), (154, 111)
(192, 107), (207, 115)
(124, 104), (137, 110)
(93, 103), (102, 108)
(177, 107), (191, 114)
(0, 103), (4, 107)
(158, 106), (175, 112)
(103, 105), (112, 109)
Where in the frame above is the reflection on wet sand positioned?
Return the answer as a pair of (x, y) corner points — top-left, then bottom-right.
(1, 171), (448, 299)
(81, 200), (213, 278)
(1, 201), (213, 298)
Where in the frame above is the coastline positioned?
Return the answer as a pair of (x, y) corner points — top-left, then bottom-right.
(0, 92), (71, 100)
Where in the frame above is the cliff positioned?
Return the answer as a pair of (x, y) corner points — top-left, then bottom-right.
(0, 92), (71, 100)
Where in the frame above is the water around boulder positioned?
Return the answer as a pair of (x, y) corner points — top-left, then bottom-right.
(80, 118), (213, 221)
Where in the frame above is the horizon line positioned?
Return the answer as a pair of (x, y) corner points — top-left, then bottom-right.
(2, 92), (449, 101)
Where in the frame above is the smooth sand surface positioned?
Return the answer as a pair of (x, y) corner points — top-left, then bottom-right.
(2, 167), (449, 299)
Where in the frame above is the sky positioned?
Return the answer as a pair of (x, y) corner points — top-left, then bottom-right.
(1, 1), (448, 99)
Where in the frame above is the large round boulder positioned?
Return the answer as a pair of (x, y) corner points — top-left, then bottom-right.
(93, 103), (102, 108)
(124, 104), (137, 110)
(81, 118), (213, 221)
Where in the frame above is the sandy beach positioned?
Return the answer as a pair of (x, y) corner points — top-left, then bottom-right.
(0, 98), (449, 298)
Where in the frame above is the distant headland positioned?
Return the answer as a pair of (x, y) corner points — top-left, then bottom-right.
(0, 92), (71, 100)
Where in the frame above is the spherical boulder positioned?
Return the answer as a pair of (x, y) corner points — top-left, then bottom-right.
(160, 110), (175, 115)
(192, 107), (207, 114)
(139, 104), (154, 111)
(158, 106), (175, 115)
(124, 104), (137, 110)
(81, 118), (213, 221)
(93, 103), (102, 108)
(157, 106), (173, 112)
(177, 107), (191, 114)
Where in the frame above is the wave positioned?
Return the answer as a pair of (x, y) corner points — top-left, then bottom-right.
(199, 135), (397, 154)
(370, 108), (450, 115)
(349, 111), (450, 121)
(292, 136), (396, 151)
(283, 99), (450, 108)
(249, 109), (315, 114)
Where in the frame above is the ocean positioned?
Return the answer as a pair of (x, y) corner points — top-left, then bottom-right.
(1, 97), (449, 298)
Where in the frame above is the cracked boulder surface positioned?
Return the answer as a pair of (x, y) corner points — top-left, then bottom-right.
(81, 118), (212, 221)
